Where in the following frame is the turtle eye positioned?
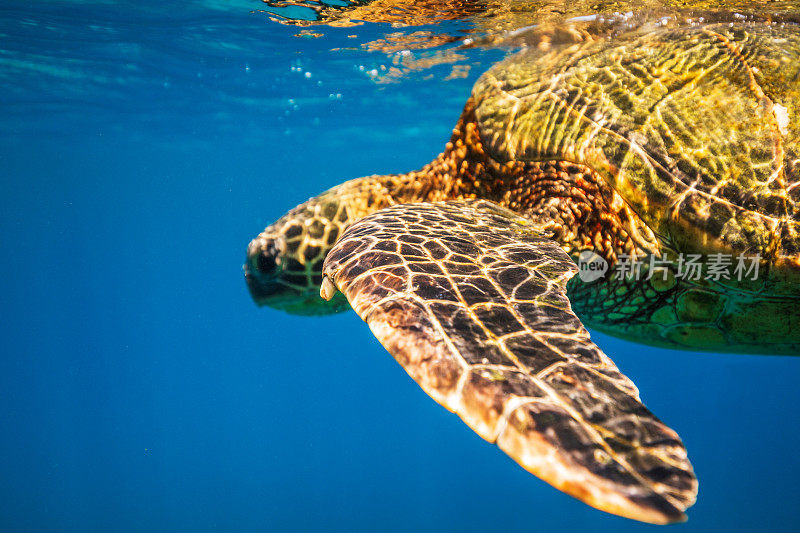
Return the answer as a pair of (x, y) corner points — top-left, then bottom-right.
(256, 241), (281, 275)
(257, 249), (277, 274)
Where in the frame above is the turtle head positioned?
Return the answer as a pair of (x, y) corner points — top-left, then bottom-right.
(244, 190), (351, 315)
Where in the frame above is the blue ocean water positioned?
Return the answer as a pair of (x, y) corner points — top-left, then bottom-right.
(2, 2), (799, 531)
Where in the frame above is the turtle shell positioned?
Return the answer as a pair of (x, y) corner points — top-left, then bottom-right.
(473, 22), (800, 288)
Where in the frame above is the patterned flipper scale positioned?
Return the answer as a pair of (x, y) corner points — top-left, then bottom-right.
(321, 200), (697, 524)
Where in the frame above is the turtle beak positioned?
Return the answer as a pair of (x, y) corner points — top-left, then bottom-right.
(244, 234), (286, 303)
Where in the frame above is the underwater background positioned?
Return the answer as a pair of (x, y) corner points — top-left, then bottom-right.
(2, 1), (800, 531)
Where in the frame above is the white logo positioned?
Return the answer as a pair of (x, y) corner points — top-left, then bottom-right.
(577, 251), (609, 282)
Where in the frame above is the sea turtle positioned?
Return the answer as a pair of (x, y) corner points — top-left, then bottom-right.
(244, 21), (800, 523)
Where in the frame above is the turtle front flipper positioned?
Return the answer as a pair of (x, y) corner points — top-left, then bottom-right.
(321, 200), (697, 524)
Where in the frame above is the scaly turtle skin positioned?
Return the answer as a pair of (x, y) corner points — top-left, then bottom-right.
(245, 22), (800, 523)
